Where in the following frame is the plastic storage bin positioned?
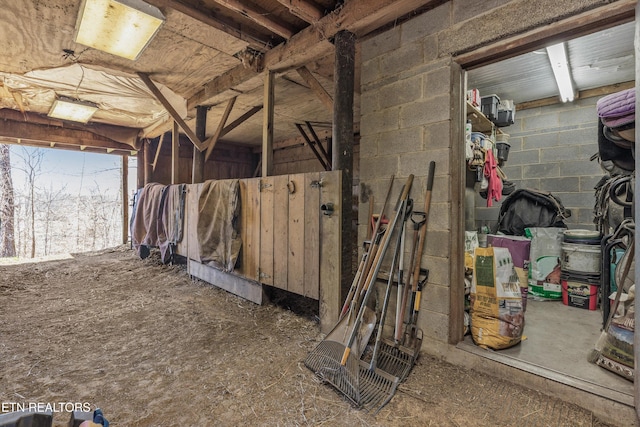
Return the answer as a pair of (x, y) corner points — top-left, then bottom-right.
(481, 94), (500, 121)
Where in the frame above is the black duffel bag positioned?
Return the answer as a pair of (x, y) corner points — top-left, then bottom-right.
(497, 189), (571, 236)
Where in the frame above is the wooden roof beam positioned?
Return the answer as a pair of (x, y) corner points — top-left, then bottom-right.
(188, 64), (259, 109)
(296, 66), (333, 113)
(0, 137), (134, 156)
(212, 0), (296, 39)
(0, 120), (133, 152)
(264, 0), (445, 72)
(0, 108), (141, 149)
(204, 96), (236, 162)
(188, 0), (443, 107)
(220, 105), (262, 137)
(138, 72), (206, 152)
(145, 0), (272, 51)
(274, 0), (323, 24)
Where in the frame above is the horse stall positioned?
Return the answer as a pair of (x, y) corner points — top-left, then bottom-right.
(133, 170), (344, 332)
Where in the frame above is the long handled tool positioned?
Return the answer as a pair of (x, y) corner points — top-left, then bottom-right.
(339, 175), (414, 367)
(394, 210), (426, 344)
(370, 198), (410, 372)
(403, 161), (435, 346)
(304, 175), (414, 408)
(352, 187), (413, 414)
(376, 161), (436, 382)
(341, 176), (394, 319)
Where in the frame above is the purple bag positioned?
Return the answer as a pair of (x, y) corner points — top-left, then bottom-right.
(597, 88), (635, 129)
(487, 235), (531, 269)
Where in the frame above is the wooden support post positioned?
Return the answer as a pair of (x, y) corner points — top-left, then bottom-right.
(122, 155), (129, 245)
(296, 67), (334, 114)
(220, 105), (262, 138)
(143, 139), (152, 185)
(192, 107), (207, 183)
(136, 139), (145, 189)
(172, 121), (180, 184)
(152, 132), (166, 172)
(204, 97), (236, 162)
(138, 72), (206, 151)
(262, 70), (275, 178)
(332, 30), (356, 301)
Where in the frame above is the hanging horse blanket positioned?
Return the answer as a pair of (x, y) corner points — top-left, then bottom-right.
(131, 183), (186, 263)
(158, 184), (186, 263)
(197, 179), (242, 272)
(131, 183), (166, 259)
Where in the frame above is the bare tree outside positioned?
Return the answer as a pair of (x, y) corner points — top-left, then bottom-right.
(5, 146), (128, 258)
(15, 147), (44, 258)
(0, 144), (16, 257)
(39, 184), (68, 256)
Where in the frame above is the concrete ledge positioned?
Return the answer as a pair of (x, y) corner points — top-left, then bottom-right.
(425, 341), (638, 427)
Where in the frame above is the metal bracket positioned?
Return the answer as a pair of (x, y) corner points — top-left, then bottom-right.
(259, 182), (273, 191)
(310, 179), (323, 189)
(259, 270), (271, 280)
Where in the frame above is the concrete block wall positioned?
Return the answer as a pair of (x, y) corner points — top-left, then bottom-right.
(360, 4), (455, 345)
(478, 96), (604, 231)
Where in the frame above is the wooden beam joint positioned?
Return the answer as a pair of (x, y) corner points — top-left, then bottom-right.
(138, 72), (206, 152)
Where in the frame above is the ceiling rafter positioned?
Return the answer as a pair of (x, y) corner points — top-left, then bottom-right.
(138, 72), (206, 152)
(274, 0), (323, 24)
(296, 66), (333, 113)
(188, 0), (442, 108)
(220, 105), (263, 137)
(0, 120), (134, 153)
(212, 0), (297, 39)
(204, 96), (237, 162)
(0, 109), (140, 150)
(146, 0), (275, 51)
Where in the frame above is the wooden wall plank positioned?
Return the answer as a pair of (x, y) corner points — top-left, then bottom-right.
(245, 178), (261, 281)
(319, 170), (341, 333)
(237, 179), (250, 278)
(273, 174), (289, 290)
(259, 176), (275, 286)
(304, 172), (320, 299)
(287, 173), (305, 295)
(185, 183), (202, 266)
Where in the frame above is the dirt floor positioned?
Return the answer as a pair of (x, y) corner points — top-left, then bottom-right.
(0, 246), (618, 426)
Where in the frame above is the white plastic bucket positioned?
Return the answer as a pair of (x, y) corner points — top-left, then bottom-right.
(561, 242), (601, 274)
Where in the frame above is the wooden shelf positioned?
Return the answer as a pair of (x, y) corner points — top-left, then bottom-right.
(466, 101), (494, 133)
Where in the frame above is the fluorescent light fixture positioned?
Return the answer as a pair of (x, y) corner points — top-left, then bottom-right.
(48, 97), (99, 123)
(546, 42), (575, 102)
(75, 0), (165, 60)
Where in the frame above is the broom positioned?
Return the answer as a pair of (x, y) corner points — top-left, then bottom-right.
(587, 239), (634, 363)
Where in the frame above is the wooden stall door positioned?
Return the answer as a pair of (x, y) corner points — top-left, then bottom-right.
(272, 175), (289, 289)
(259, 173), (321, 297)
